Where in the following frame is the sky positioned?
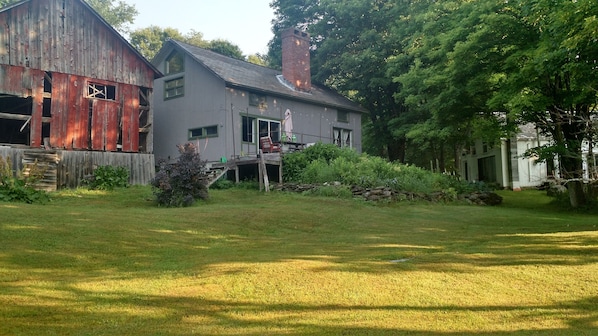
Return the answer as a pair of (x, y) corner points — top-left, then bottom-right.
(126, 0), (276, 56)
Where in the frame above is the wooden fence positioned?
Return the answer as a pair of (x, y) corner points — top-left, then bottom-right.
(0, 146), (155, 190)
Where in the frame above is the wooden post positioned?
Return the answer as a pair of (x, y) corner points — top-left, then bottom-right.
(259, 150), (270, 192)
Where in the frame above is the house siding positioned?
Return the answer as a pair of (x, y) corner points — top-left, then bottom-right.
(153, 54), (228, 161)
(461, 137), (550, 189)
(152, 42), (364, 163)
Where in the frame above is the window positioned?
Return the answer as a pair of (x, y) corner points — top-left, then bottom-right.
(165, 51), (184, 75)
(189, 125), (218, 139)
(249, 93), (267, 109)
(165, 77), (184, 99)
(242, 116), (256, 143)
(333, 128), (352, 148)
(88, 83), (116, 100)
(337, 110), (349, 123)
(259, 119), (281, 143)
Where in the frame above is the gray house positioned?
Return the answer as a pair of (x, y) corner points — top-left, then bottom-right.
(151, 28), (367, 181)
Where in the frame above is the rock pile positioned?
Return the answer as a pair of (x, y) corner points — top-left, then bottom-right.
(274, 183), (503, 205)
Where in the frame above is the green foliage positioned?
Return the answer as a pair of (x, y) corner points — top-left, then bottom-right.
(210, 177), (235, 190)
(302, 185), (354, 199)
(284, 145), (496, 197)
(129, 26), (187, 60)
(84, 165), (129, 190)
(152, 143), (209, 207)
(129, 26), (245, 62)
(0, 156), (49, 204)
(207, 39), (245, 60)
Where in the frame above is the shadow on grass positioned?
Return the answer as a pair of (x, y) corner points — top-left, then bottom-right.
(2, 284), (597, 335)
(2, 188), (598, 334)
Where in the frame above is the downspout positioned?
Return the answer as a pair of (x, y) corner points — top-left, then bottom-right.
(231, 103), (235, 160)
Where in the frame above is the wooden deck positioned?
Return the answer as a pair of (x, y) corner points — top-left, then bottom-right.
(206, 152), (283, 191)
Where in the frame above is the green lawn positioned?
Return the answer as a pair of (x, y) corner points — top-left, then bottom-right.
(1, 187), (597, 335)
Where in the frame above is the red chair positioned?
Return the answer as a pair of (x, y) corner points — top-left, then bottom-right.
(259, 136), (281, 153)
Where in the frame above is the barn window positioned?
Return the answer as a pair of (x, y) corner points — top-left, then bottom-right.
(189, 125), (218, 139)
(165, 51), (184, 75)
(88, 83), (116, 100)
(164, 77), (184, 99)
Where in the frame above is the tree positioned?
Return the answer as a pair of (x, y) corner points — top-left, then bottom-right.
(493, 0), (598, 207)
(247, 53), (268, 66)
(207, 39), (244, 61)
(269, 0), (413, 162)
(129, 26), (186, 60)
(1, 0), (137, 33)
(129, 26), (247, 61)
(85, 0), (137, 32)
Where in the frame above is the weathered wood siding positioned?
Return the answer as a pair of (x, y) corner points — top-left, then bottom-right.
(0, 0), (155, 87)
(0, 146), (155, 189)
(0, 0), (157, 154)
(0, 64), (44, 97)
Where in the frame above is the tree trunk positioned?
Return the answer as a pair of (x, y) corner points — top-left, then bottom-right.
(387, 137), (406, 163)
(567, 180), (586, 208)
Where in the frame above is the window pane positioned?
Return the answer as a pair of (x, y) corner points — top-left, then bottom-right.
(242, 116), (255, 143)
(164, 77), (184, 99)
(270, 121), (280, 142)
(166, 52), (184, 75)
(206, 126), (218, 136)
(189, 128), (203, 138)
(259, 120), (269, 138)
(337, 110), (349, 123)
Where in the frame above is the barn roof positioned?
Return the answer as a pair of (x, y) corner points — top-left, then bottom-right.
(153, 39), (367, 114)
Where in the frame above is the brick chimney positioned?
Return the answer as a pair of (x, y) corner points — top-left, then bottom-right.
(281, 28), (311, 92)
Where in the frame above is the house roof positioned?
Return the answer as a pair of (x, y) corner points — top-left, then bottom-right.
(0, 0), (162, 79)
(153, 39), (367, 114)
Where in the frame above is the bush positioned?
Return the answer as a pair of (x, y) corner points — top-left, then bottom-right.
(84, 165), (129, 190)
(0, 156), (49, 204)
(282, 146), (494, 198)
(152, 143), (209, 207)
(283, 143), (359, 182)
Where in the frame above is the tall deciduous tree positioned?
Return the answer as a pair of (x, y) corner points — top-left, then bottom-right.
(269, 0), (413, 162)
(493, 0), (598, 207)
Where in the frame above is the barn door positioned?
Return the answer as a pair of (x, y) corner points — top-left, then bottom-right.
(87, 83), (119, 151)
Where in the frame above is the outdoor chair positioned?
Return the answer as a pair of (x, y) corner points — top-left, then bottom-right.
(259, 136), (281, 153)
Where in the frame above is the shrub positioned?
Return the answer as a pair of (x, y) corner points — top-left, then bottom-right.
(152, 143), (209, 207)
(84, 165), (129, 190)
(0, 156), (49, 204)
(282, 146), (495, 198)
(210, 177), (235, 190)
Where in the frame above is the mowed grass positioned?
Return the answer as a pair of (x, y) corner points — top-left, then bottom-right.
(1, 187), (597, 335)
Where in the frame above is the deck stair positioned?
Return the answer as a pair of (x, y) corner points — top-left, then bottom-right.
(203, 163), (229, 188)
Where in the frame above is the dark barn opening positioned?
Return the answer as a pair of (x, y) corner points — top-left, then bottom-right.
(0, 96), (32, 146)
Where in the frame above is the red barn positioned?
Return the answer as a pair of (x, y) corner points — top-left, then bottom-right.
(0, 0), (162, 188)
